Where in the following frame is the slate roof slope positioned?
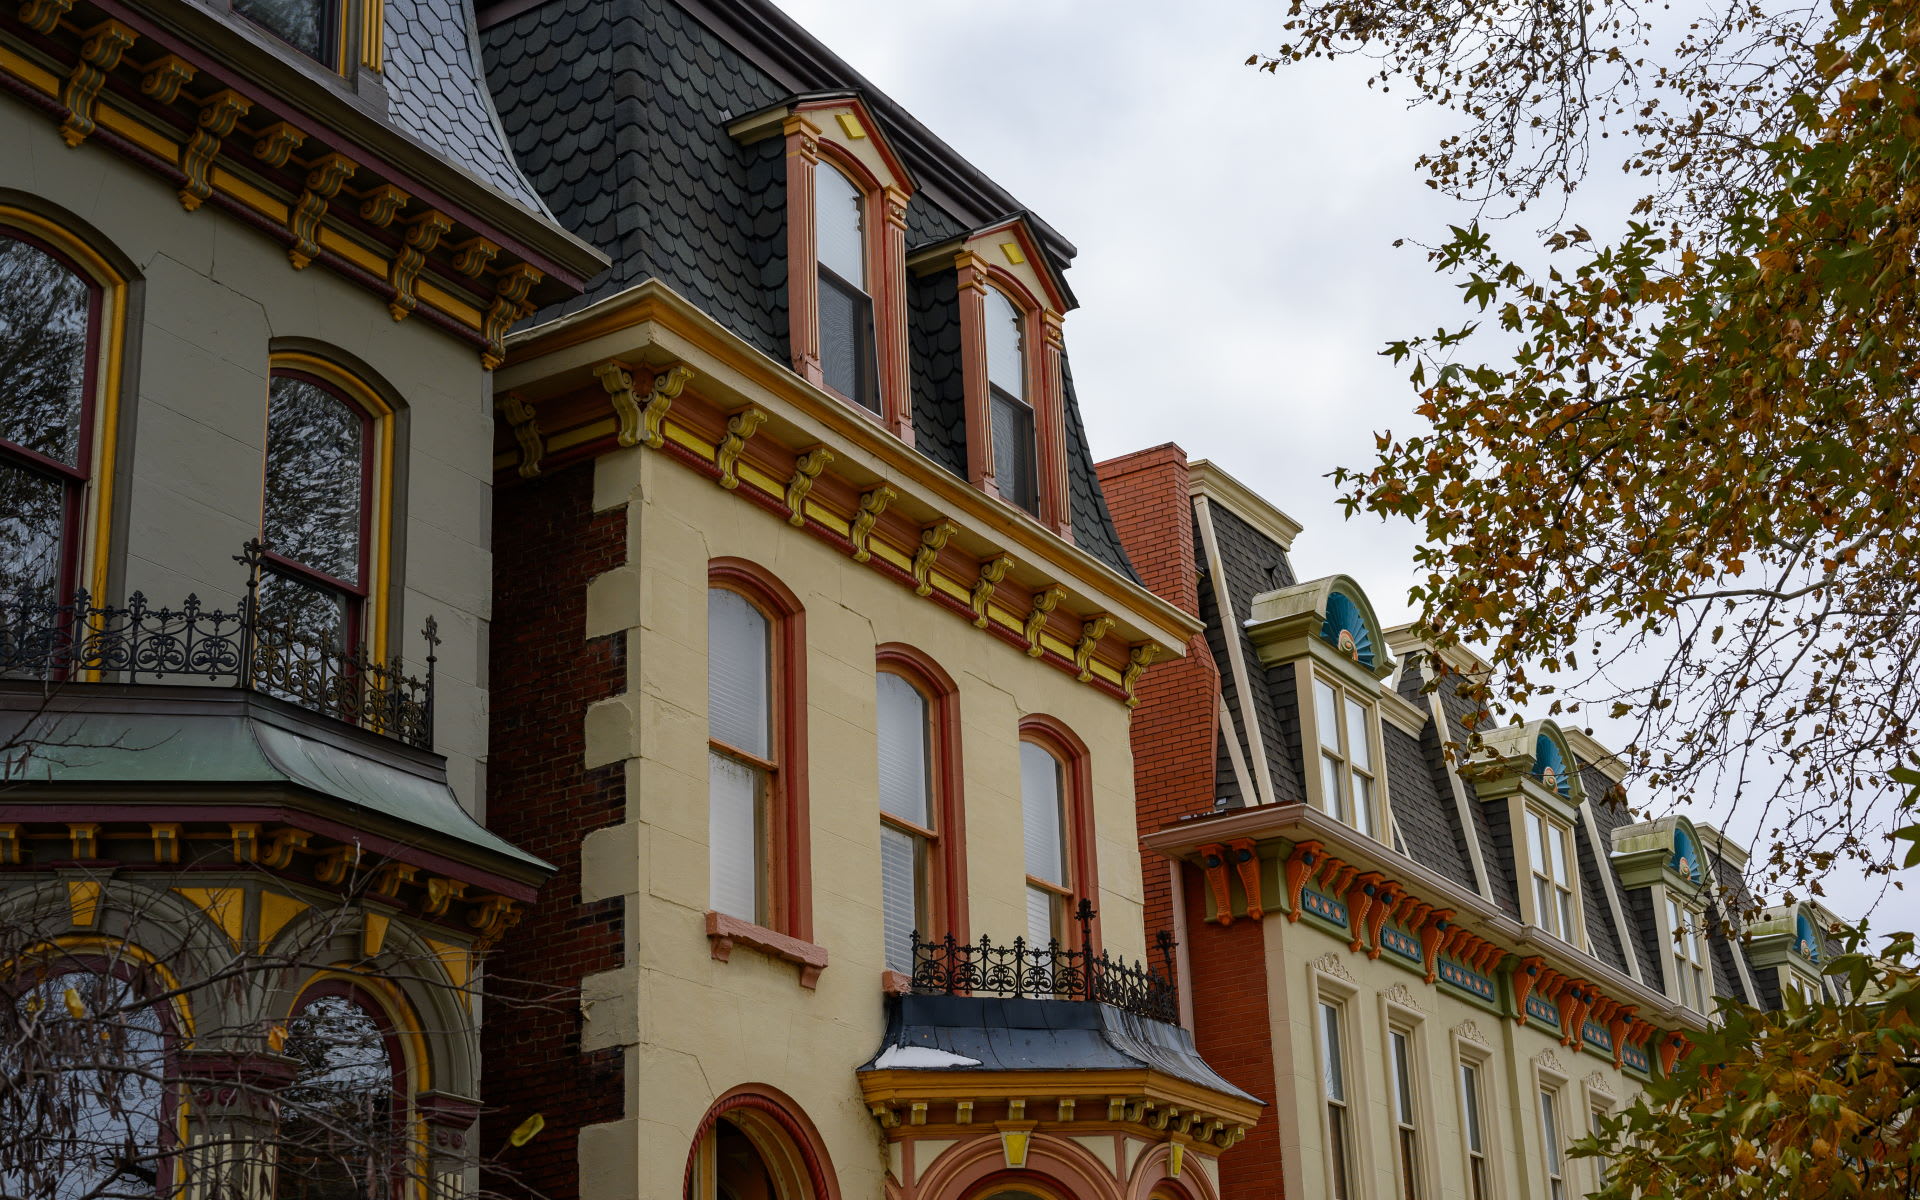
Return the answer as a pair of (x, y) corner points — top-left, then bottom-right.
(1198, 502), (1303, 808)
(385, 0), (554, 214)
(479, 0), (1139, 581)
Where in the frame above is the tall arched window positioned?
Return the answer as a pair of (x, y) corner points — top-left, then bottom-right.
(683, 1087), (838, 1200)
(276, 986), (405, 1200)
(260, 372), (373, 654)
(874, 646), (967, 973)
(707, 561), (810, 940)
(984, 287), (1037, 515)
(1021, 739), (1069, 948)
(0, 231), (98, 604)
(815, 165), (877, 413)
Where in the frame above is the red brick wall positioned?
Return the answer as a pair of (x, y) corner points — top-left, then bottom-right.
(481, 461), (628, 1199)
(1095, 446), (1220, 975)
(1183, 869), (1284, 1193)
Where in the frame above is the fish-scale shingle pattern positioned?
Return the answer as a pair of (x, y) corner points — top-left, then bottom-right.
(386, 0), (551, 213)
(1061, 358), (1135, 581)
(1384, 722), (1477, 889)
(908, 267), (967, 480)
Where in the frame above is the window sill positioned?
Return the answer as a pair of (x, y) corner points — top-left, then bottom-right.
(880, 969), (912, 996)
(705, 911), (828, 989)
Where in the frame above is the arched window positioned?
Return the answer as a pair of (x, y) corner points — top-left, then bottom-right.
(2, 967), (168, 1200)
(815, 164), (877, 413)
(984, 287), (1037, 515)
(874, 646), (967, 973)
(708, 561), (810, 939)
(683, 1087), (838, 1200)
(0, 230), (99, 604)
(276, 986), (405, 1200)
(1018, 718), (1095, 950)
(260, 371), (374, 654)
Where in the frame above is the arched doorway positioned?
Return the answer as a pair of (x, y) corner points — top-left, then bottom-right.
(683, 1087), (838, 1200)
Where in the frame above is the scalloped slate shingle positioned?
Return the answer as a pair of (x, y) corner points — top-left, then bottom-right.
(480, 0), (1137, 581)
(384, 0), (551, 213)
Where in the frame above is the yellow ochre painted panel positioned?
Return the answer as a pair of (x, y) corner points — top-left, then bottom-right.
(415, 281), (483, 329)
(665, 423), (716, 461)
(66, 881), (101, 928)
(423, 938), (473, 1000)
(871, 541), (912, 571)
(175, 888), (244, 951)
(317, 226), (386, 275)
(209, 168), (288, 221)
(257, 891), (309, 951)
(803, 499), (850, 534)
(96, 105), (179, 163)
(987, 603), (1022, 630)
(546, 417), (617, 454)
(1039, 633), (1075, 658)
(737, 462), (782, 496)
(933, 574), (971, 603)
(0, 47), (59, 95)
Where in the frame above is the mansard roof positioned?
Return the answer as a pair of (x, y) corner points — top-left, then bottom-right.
(476, 0), (1136, 580)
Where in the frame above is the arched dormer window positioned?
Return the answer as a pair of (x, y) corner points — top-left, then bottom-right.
(1533, 731), (1572, 798)
(984, 285), (1037, 515)
(814, 163), (878, 414)
(1795, 910), (1820, 962)
(1321, 590), (1376, 668)
(1472, 721), (1587, 947)
(0, 208), (130, 609)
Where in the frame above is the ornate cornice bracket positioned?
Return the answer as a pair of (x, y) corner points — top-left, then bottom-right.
(1075, 613), (1115, 682)
(20, 0), (75, 34)
(139, 53), (195, 106)
(57, 19), (136, 147)
(715, 406), (767, 489)
(287, 152), (359, 269)
(179, 89), (251, 210)
(495, 391), (543, 479)
(912, 520), (959, 596)
(1024, 585), (1065, 658)
(1122, 642), (1159, 708)
(481, 263), (543, 369)
(636, 363), (693, 449)
(783, 446), (833, 526)
(389, 209), (452, 320)
(850, 486), (897, 563)
(970, 553), (1014, 628)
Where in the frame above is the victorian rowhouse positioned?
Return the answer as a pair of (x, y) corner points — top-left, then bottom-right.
(1096, 445), (1839, 1200)
(476, 2), (1257, 1198)
(0, 0), (599, 1195)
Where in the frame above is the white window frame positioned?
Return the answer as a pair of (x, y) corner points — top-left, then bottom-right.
(1534, 1062), (1571, 1200)
(1526, 807), (1580, 945)
(1454, 1035), (1498, 1200)
(1582, 1078), (1617, 1195)
(1380, 998), (1431, 1200)
(1663, 892), (1712, 1013)
(1310, 672), (1383, 840)
(1317, 993), (1360, 1200)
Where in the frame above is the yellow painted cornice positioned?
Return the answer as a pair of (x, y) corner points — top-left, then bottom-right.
(857, 1066), (1262, 1138)
(499, 279), (1202, 656)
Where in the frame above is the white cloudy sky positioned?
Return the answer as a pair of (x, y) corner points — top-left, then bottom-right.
(768, 0), (1912, 921)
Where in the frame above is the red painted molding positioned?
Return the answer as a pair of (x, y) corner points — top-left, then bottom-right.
(705, 911), (829, 989)
(784, 117), (824, 386)
(682, 1083), (841, 1200)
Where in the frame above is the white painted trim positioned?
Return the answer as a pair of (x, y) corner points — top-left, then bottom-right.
(1217, 692), (1258, 807)
(1193, 494), (1277, 807)
(1423, 689), (1494, 900)
(1580, 804), (1644, 984)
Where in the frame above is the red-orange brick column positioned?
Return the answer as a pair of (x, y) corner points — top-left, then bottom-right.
(481, 461), (629, 1199)
(1184, 869), (1284, 1195)
(1095, 446), (1220, 977)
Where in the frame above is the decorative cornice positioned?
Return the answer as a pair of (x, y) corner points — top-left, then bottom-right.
(1454, 1018), (1490, 1047)
(1382, 982), (1426, 1015)
(1308, 952), (1354, 982)
(1583, 1069), (1616, 1098)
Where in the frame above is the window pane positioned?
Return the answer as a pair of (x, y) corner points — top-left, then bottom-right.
(1328, 1103), (1352, 1200)
(1315, 679), (1341, 751)
(1021, 741), (1065, 885)
(876, 673), (931, 827)
(707, 589), (770, 758)
(1321, 754), (1346, 821)
(235, 0), (336, 62)
(991, 390), (1037, 514)
(1461, 1064), (1484, 1152)
(1550, 824), (1571, 886)
(278, 992), (397, 1200)
(264, 376), (365, 585)
(985, 287), (1024, 399)
(880, 824), (923, 972)
(814, 165), (865, 287)
(1540, 1090), (1562, 1171)
(1318, 1002), (1345, 1100)
(1536, 877), (1559, 936)
(0, 235), (89, 468)
(1558, 891), (1577, 941)
(1352, 771), (1375, 837)
(258, 567), (351, 652)
(709, 750), (764, 921)
(1026, 884), (1058, 947)
(1345, 697), (1372, 770)
(1531, 811), (1551, 868)
(0, 460), (67, 603)
(818, 271), (877, 412)
(1390, 1030), (1414, 1121)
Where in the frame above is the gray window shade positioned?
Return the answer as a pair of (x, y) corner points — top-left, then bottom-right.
(991, 391), (1037, 514)
(818, 273), (877, 412)
(814, 165), (865, 287)
(1021, 741), (1065, 886)
(984, 287), (1024, 398)
(1026, 885), (1057, 947)
(707, 589), (770, 758)
(709, 750), (763, 921)
(881, 825), (921, 971)
(876, 673), (931, 827)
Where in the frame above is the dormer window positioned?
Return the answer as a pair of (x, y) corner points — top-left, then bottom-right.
(1666, 895), (1711, 1012)
(985, 286), (1037, 514)
(1610, 814), (1718, 1013)
(1528, 810), (1577, 940)
(236, 0), (341, 68)
(815, 165), (879, 413)
(1314, 677), (1379, 838)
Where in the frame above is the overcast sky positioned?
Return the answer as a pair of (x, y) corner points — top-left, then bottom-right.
(766, 0), (1911, 921)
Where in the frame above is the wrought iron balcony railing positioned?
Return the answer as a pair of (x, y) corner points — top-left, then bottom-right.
(1, 541), (437, 751)
(908, 902), (1181, 1024)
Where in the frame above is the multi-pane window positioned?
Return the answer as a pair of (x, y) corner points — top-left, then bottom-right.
(1589, 1104), (1611, 1187)
(985, 287), (1037, 515)
(1539, 1088), (1567, 1200)
(815, 165), (878, 413)
(1320, 1001), (1354, 1200)
(1460, 1060), (1491, 1200)
(1021, 740), (1070, 947)
(234, 0), (340, 67)
(877, 671), (934, 972)
(1528, 810), (1577, 941)
(260, 374), (370, 653)
(709, 587), (774, 924)
(1667, 896), (1710, 1011)
(1314, 678), (1378, 838)
(1390, 1029), (1422, 1200)
(0, 232), (95, 606)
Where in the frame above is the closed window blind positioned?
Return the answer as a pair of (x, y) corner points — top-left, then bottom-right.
(708, 588), (772, 923)
(876, 674), (930, 827)
(877, 672), (933, 971)
(815, 165), (877, 411)
(991, 391), (1037, 514)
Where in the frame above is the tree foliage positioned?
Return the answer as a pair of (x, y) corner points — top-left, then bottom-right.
(1578, 927), (1920, 1199)
(1256, 0), (1920, 893)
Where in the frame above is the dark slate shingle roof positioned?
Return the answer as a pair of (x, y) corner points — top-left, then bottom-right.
(385, 0), (553, 213)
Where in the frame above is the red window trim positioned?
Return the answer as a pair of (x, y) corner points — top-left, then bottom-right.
(261, 367), (375, 653)
(681, 1083), (842, 1200)
(0, 225), (102, 602)
(957, 261), (1072, 539)
(1018, 713), (1100, 952)
(708, 557), (813, 943)
(876, 643), (970, 947)
(283, 978), (411, 1198)
(781, 118), (915, 445)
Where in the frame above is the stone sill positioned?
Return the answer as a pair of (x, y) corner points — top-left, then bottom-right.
(706, 911), (828, 988)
